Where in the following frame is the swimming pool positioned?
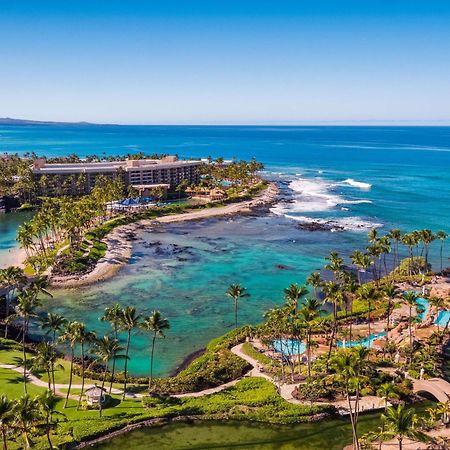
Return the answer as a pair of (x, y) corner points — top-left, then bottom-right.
(416, 297), (429, 321)
(435, 310), (450, 328)
(273, 339), (306, 356)
(337, 331), (387, 348)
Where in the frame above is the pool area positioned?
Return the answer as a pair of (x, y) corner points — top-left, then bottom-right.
(435, 310), (450, 328)
(273, 339), (306, 356)
(416, 297), (429, 321)
(337, 331), (387, 348)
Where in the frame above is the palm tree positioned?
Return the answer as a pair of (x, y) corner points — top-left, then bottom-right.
(388, 229), (402, 274)
(76, 324), (96, 410)
(434, 401), (450, 425)
(381, 405), (425, 450)
(401, 233), (418, 276)
(14, 291), (41, 393)
(402, 291), (419, 348)
(38, 390), (64, 449)
(226, 284), (250, 329)
(40, 312), (66, 344)
(0, 395), (13, 450)
(31, 342), (60, 392)
(377, 382), (399, 409)
(0, 266), (26, 338)
(283, 283), (308, 316)
(100, 304), (123, 393)
(141, 311), (170, 391)
(59, 321), (83, 408)
(95, 336), (125, 417)
(383, 284), (399, 347)
(355, 285), (380, 344)
(420, 229), (435, 269)
(119, 306), (141, 400)
(428, 296), (448, 332)
(306, 272), (322, 298)
(322, 281), (343, 368)
(12, 394), (39, 450)
(298, 298), (324, 377)
(325, 251), (343, 282)
(436, 231), (448, 273)
(331, 347), (369, 450)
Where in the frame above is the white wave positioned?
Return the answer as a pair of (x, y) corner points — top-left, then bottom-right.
(283, 215), (383, 232)
(341, 178), (372, 190)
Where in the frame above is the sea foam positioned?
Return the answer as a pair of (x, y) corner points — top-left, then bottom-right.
(341, 178), (372, 190)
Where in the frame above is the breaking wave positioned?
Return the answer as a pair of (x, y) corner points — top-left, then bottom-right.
(340, 178), (372, 190)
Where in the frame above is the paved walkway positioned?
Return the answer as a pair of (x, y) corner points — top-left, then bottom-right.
(0, 363), (123, 399)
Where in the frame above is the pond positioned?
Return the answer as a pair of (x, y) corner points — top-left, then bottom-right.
(92, 401), (434, 450)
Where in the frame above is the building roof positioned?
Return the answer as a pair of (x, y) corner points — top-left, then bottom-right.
(85, 385), (106, 396)
(32, 157), (202, 175)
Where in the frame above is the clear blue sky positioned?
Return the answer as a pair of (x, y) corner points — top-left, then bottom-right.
(1, 0), (450, 124)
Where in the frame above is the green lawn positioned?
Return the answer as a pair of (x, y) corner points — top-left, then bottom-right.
(4, 377), (331, 450)
(0, 367), (47, 399)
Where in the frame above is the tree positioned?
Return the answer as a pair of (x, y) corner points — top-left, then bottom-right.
(325, 251), (343, 282)
(40, 312), (66, 344)
(0, 395), (13, 450)
(436, 231), (448, 273)
(428, 296), (448, 332)
(323, 281), (343, 368)
(402, 291), (419, 349)
(434, 401), (450, 426)
(401, 233), (418, 276)
(331, 347), (370, 450)
(298, 298), (324, 378)
(383, 284), (398, 349)
(381, 405), (425, 450)
(119, 306), (141, 400)
(420, 229), (435, 269)
(306, 272), (322, 298)
(377, 382), (399, 409)
(31, 342), (61, 393)
(0, 266), (26, 338)
(283, 284), (308, 317)
(12, 395), (39, 450)
(388, 229), (402, 273)
(38, 390), (65, 449)
(141, 311), (170, 391)
(355, 285), (380, 345)
(76, 325), (96, 410)
(59, 321), (83, 408)
(14, 291), (41, 393)
(100, 304), (123, 393)
(226, 284), (250, 329)
(94, 336), (125, 417)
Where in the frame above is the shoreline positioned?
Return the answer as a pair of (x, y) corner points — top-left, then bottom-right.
(48, 183), (279, 289)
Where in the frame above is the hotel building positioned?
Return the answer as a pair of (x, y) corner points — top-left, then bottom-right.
(32, 156), (202, 196)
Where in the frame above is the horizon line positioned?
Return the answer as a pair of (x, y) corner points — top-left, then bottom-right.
(2, 116), (450, 127)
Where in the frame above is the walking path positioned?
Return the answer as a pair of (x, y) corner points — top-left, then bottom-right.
(0, 363), (123, 399)
(3, 343), (447, 414)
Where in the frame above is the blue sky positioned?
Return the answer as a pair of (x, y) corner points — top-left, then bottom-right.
(1, 1), (450, 124)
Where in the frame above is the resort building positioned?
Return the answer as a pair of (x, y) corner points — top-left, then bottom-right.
(32, 156), (202, 196)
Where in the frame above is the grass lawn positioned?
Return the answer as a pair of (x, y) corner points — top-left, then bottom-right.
(5, 377), (332, 450)
(0, 367), (47, 399)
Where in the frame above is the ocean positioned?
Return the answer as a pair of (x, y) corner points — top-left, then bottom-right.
(1, 125), (449, 376)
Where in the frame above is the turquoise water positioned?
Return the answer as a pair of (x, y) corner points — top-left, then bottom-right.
(416, 297), (430, 321)
(1, 125), (449, 376)
(336, 331), (387, 349)
(0, 210), (33, 268)
(435, 310), (450, 327)
(273, 339), (306, 356)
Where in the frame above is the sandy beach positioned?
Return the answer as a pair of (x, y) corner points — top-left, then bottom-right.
(48, 183), (279, 289)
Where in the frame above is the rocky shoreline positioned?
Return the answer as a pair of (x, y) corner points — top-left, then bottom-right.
(48, 183), (279, 289)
